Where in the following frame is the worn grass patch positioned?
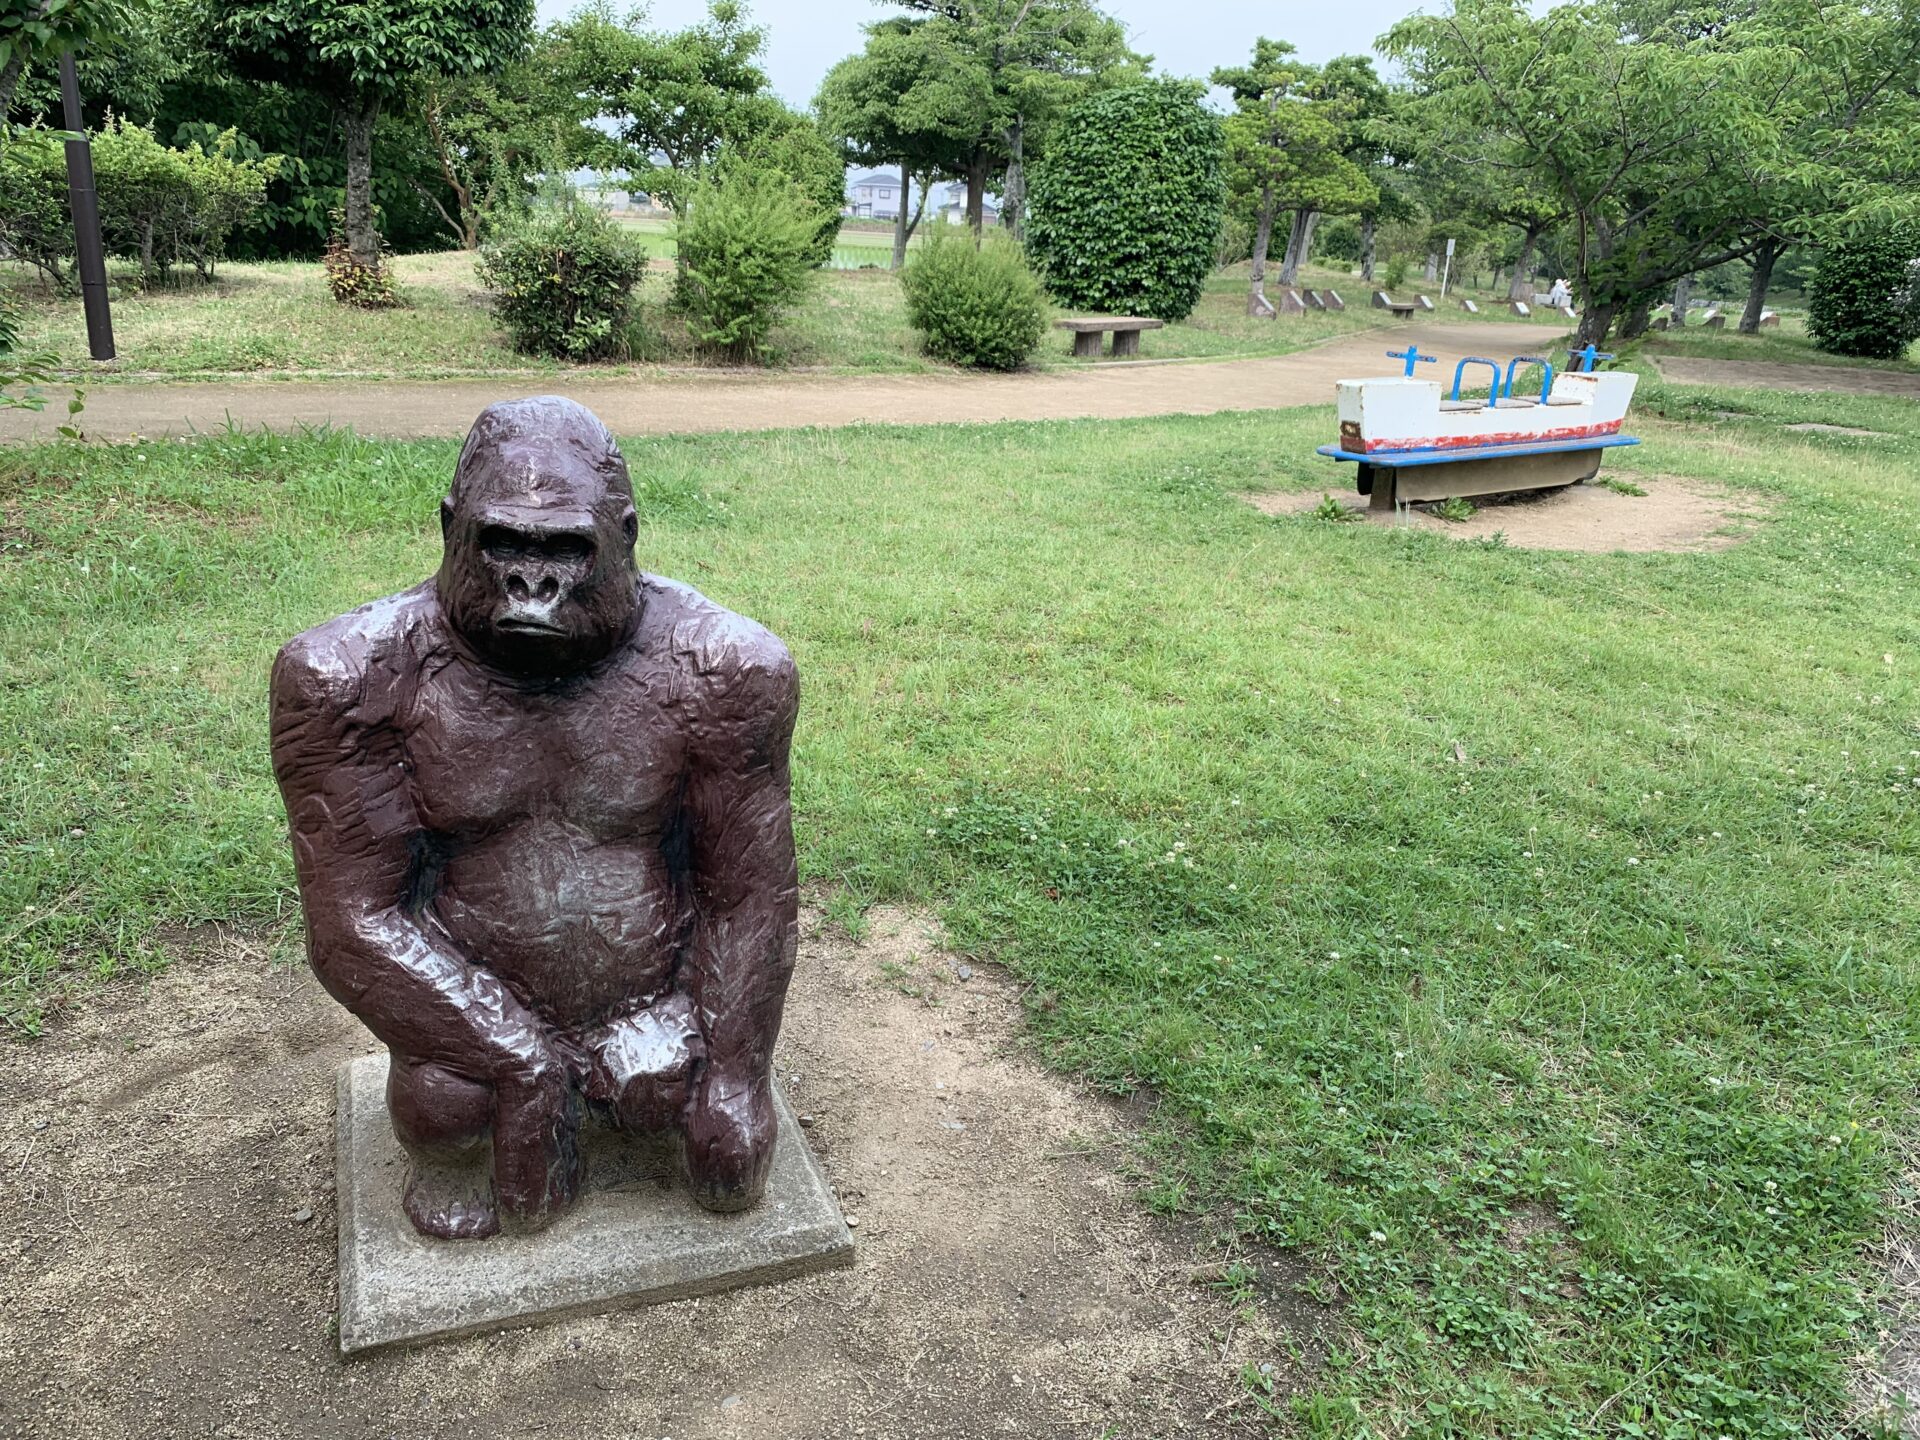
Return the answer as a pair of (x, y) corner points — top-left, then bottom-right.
(4, 378), (1919, 1436)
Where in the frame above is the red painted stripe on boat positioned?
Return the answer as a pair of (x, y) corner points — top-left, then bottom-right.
(1363, 419), (1623, 454)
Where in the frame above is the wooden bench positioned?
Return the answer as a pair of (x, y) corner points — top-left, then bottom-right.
(1057, 316), (1166, 359)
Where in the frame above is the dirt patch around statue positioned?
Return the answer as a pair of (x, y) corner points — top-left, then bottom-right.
(0, 910), (1338, 1440)
(1244, 476), (1774, 554)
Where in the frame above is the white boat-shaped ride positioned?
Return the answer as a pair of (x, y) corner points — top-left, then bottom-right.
(1315, 346), (1641, 510)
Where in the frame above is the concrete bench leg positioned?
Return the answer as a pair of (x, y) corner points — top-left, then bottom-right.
(1111, 329), (1142, 358)
(1072, 331), (1104, 359)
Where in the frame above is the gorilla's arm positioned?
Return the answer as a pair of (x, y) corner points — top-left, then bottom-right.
(270, 632), (579, 1221)
(677, 631), (801, 1209)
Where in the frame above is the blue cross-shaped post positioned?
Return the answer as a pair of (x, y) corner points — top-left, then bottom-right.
(1569, 343), (1616, 373)
(1387, 346), (1436, 378)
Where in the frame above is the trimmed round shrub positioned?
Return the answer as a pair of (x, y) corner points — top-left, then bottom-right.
(1025, 79), (1226, 322)
(901, 225), (1049, 371)
(1808, 225), (1920, 359)
(674, 165), (818, 363)
(477, 194), (649, 360)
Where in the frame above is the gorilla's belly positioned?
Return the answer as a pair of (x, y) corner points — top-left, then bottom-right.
(430, 822), (681, 1028)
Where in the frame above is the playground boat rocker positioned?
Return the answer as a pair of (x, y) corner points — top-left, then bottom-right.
(1315, 345), (1641, 511)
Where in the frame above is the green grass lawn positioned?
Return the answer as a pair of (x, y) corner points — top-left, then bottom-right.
(4, 246), (1601, 383)
(1634, 312), (1920, 374)
(5, 372), (1920, 1435)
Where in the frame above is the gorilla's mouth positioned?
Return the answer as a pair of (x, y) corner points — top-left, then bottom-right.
(496, 617), (566, 635)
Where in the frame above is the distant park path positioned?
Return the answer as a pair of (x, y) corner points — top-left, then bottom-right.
(0, 321), (1553, 443)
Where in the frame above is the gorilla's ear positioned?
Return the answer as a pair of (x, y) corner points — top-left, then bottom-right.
(622, 508), (638, 547)
(440, 497), (455, 540)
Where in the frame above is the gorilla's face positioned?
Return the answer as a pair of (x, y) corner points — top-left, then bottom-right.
(437, 401), (641, 680)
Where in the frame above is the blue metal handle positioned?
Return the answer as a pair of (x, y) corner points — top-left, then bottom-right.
(1451, 357), (1502, 402)
(1567, 343), (1615, 373)
(1387, 347), (1436, 378)
(1504, 355), (1554, 402)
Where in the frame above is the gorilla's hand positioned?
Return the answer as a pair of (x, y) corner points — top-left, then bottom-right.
(490, 1065), (583, 1230)
(682, 1068), (776, 1213)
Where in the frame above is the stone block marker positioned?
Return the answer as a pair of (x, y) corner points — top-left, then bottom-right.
(335, 1053), (854, 1355)
(1702, 309), (1726, 330)
(1278, 288), (1308, 314)
(1460, 298), (1480, 314)
(1510, 300), (1531, 318)
(1650, 316), (1669, 331)
(1247, 290), (1277, 319)
(1323, 289), (1345, 310)
(1057, 315), (1167, 358)
(1416, 294), (1435, 311)
(1759, 311), (1780, 329)
(1560, 305), (1577, 320)
(1303, 289), (1327, 310)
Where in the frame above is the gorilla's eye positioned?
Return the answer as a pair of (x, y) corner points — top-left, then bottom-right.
(478, 527), (593, 565)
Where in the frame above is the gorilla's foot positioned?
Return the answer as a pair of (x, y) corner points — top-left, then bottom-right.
(402, 1154), (500, 1241)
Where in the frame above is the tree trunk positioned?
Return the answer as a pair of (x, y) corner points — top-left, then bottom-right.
(1508, 224), (1540, 302)
(1424, 251), (1438, 283)
(1248, 185), (1276, 316)
(1575, 301), (1616, 348)
(1618, 294), (1655, 340)
(139, 217), (154, 283)
(341, 89), (382, 268)
(1001, 117), (1026, 242)
(1279, 210), (1317, 287)
(965, 149), (987, 236)
(1739, 237), (1780, 334)
(1359, 214), (1376, 282)
(892, 164), (910, 270)
(1670, 274), (1692, 325)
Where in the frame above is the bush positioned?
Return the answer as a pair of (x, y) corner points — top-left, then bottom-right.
(0, 123), (274, 290)
(93, 120), (277, 284)
(476, 192), (648, 359)
(674, 165), (817, 362)
(1808, 225), (1920, 359)
(901, 225), (1049, 371)
(0, 130), (76, 290)
(719, 110), (846, 268)
(1025, 79), (1226, 322)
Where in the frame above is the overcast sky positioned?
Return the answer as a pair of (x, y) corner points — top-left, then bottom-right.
(532, 0), (1428, 107)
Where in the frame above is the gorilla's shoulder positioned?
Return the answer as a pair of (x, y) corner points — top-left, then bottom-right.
(642, 575), (797, 714)
(271, 585), (440, 718)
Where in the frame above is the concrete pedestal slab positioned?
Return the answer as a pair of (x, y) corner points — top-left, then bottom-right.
(335, 1053), (853, 1355)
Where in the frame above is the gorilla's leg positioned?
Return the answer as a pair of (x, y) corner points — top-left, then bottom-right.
(387, 1055), (500, 1240)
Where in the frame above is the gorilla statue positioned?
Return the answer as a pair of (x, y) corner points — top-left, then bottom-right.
(270, 397), (799, 1240)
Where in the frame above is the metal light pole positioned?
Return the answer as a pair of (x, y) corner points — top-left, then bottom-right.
(58, 50), (114, 361)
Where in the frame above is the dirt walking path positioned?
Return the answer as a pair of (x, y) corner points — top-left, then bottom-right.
(0, 909), (1337, 1440)
(0, 322), (1549, 443)
(1652, 355), (1920, 398)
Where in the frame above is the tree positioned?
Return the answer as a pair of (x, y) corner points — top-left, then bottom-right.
(1212, 40), (1375, 315)
(1025, 79), (1225, 321)
(1808, 223), (1920, 357)
(883, 0), (1140, 237)
(0, 0), (131, 116)
(414, 55), (592, 251)
(817, 17), (971, 268)
(1384, 0), (1920, 345)
(209, 0), (534, 270)
(550, 0), (772, 222)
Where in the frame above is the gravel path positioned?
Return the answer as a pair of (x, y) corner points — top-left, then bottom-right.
(0, 321), (1551, 443)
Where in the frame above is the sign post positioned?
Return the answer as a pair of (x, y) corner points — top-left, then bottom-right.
(1440, 237), (1456, 299)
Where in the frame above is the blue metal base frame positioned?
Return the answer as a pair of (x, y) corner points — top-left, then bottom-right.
(1316, 435), (1641, 469)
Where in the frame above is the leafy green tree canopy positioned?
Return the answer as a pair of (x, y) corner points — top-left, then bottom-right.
(1026, 78), (1226, 321)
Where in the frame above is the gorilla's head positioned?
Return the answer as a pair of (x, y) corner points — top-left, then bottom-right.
(438, 397), (640, 679)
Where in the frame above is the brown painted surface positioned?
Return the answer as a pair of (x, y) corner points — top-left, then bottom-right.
(269, 397), (800, 1239)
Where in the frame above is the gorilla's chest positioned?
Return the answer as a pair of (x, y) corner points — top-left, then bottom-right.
(401, 661), (687, 842)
